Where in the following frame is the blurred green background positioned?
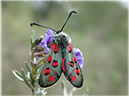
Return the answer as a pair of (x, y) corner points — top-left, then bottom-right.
(2, 1), (128, 95)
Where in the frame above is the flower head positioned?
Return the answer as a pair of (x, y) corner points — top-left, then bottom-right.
(45, 29), (55, 44)
(73, 48), (84, 68)
(40, 29), (55, 54)
(40, 39), (49, 54)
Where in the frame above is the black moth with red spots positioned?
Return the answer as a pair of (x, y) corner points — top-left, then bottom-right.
(39, 32), (83, 88)
(32, 11), (83, 88)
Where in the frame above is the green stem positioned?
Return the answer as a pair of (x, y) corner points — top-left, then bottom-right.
(32, 89), (34, 96)
(31, 48), (34, 61)
(31, 47), (35, 95)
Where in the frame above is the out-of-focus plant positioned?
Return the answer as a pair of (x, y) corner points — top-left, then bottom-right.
(12, 28), (84, 95)
(61, 81), (89, 96)
(12, 29), (48, 95)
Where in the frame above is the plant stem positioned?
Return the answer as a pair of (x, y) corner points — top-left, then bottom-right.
(32, 89), (34, 96)
(31, 47), (35, 96)
(31, 48), (34, 61)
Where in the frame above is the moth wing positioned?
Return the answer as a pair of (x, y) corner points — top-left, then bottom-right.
(39, 41), (62, 87)
(63, 44), (83, 88)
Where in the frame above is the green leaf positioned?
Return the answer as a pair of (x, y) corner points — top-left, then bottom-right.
(24, 61), (31, 72)
(30, 38), (33, 48)
(25, 61), (34, 82)
(30, 60), (34, 69)
(29, 72), (33, 81)
(14, 70), (22, 78)
(12, 70), (23, 81)
(20, 68), (34, 90)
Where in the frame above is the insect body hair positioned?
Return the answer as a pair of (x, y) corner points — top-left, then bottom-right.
(54, 32), (71, 50)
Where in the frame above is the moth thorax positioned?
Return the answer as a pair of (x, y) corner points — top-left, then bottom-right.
(56, 32), (71, 42)
(55, 32), (71, 49)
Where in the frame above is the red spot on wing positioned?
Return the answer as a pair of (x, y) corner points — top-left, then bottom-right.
(76, 68), (80, 75)
(52, 61), (58, 67)
(68, 44), (73, 52)
(49, 75), (55, 82)
(47, 56), (52, 63)
(62, 58), (66, 74)
(44, 68), (50, 75)
(69, 61), (74, 67)
(74, 56), (77, 63)
(54, 44), (59, 53)
(71, 75), (76, 82)
(51, 43), (55, 50)
(70, 44), (73, 48)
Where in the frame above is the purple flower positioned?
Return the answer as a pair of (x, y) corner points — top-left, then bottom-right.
(45, 29), (55, 44)
(40, 29), (55, 54)
(73, 48), (84, 68)
(40, 39), (49, 54)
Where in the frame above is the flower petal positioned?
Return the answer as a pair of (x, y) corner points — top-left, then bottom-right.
(40, 39), (47, 48)
(73, 48), (84, 68)
(74, 48), (83, 57)
(77, 57), (84, 68)
(46, 47), (50, 54)
(40, 39), (50, 54)
(45, 29), (55, 44)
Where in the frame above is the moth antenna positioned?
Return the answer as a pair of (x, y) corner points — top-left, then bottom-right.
(30, 22), (57, 32)
(58, 11), (77, 33)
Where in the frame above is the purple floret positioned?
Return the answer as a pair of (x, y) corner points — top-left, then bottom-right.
(73, 48), (84, 68)
(40, 29), (55, 54)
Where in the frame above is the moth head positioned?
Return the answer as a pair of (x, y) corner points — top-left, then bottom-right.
(55, 32), (71, 43)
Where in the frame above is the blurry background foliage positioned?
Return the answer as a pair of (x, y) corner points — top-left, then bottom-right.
(2, 1), (128, 95)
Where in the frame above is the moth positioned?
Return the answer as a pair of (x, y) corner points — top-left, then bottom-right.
(30, 11), (83, 88)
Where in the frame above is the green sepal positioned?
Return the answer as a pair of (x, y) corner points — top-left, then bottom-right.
(24, 61), (31, 72)
(20, 68), (34, 90)
(12, 70), (23, 81)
